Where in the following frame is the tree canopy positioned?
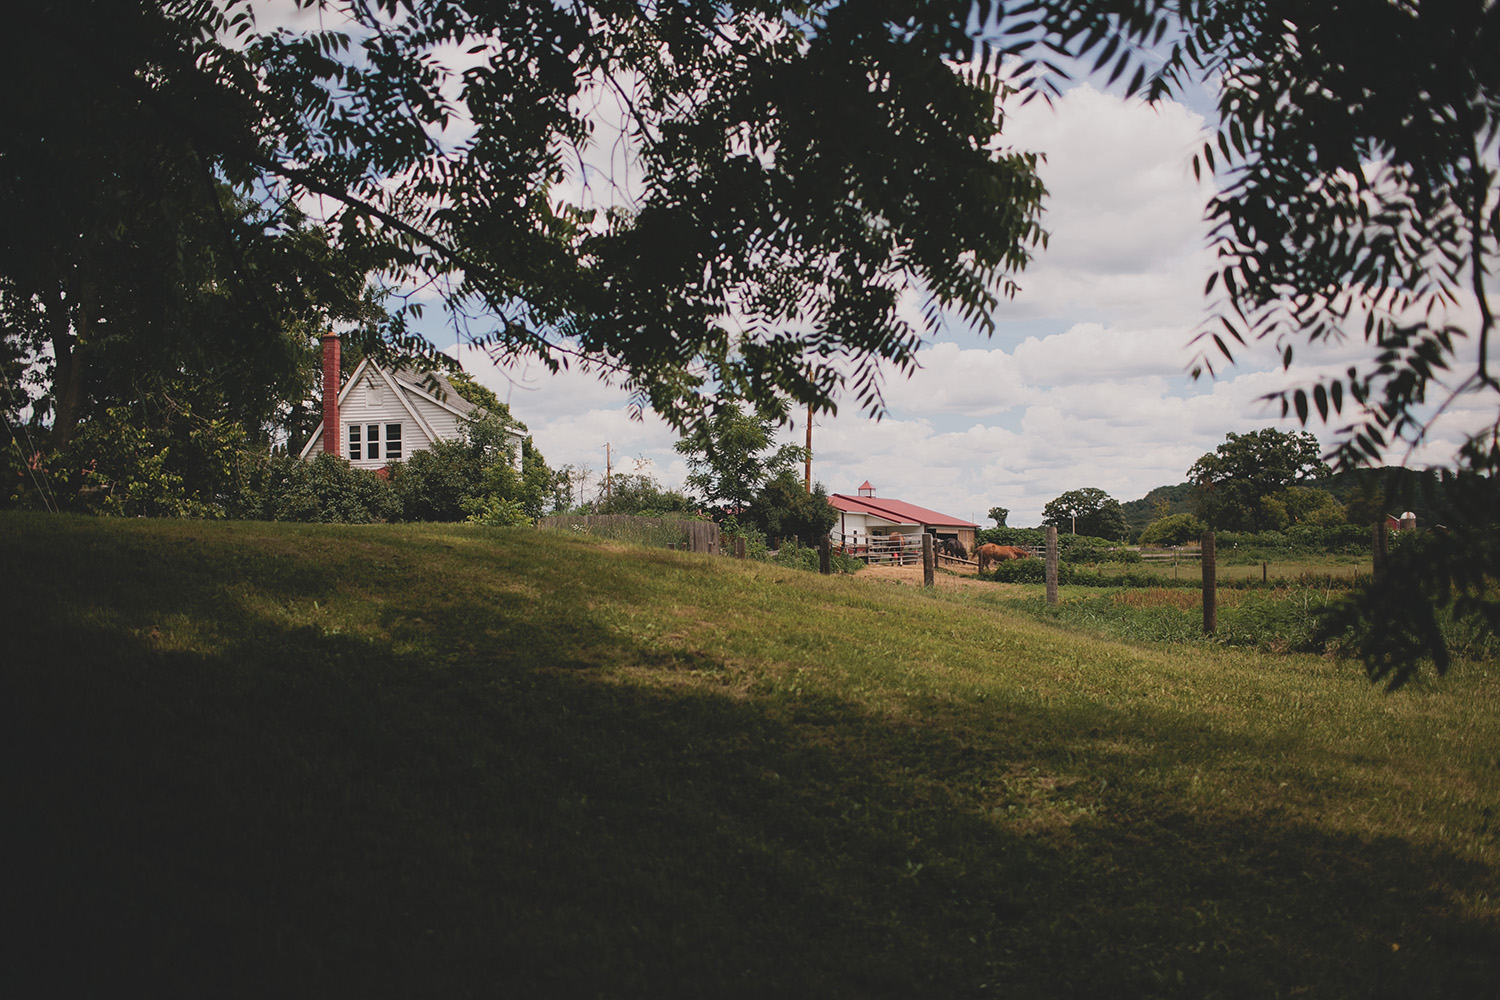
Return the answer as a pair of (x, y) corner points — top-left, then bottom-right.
(1188, 429), (1330, 531)
(5, 0), (1047, 447)
(1041, 487), (1127, 540)
(748, 471), (839, 548)
(675, 400), (803, 517)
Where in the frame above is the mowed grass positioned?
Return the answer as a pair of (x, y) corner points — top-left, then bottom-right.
(4, 513), (1499, 998)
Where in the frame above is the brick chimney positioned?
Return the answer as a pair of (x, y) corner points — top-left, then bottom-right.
(321, 332), (341, 456)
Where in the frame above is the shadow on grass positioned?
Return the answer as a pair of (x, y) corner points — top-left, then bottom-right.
(3, 518), (1497, 998)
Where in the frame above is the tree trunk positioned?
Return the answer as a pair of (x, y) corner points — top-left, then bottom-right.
(45, 277), (85, 449)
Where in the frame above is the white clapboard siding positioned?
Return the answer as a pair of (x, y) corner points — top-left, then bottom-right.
(299, 360), (520, 470)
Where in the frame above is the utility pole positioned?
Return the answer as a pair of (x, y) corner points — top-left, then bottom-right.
(804, 403), (813, 493)
(605, 443), (612, 502)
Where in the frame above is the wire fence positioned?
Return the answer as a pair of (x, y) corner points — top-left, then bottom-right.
(536, 514), (719, 553)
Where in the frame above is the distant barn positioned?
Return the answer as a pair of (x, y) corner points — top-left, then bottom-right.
(828, 481), (978, 559)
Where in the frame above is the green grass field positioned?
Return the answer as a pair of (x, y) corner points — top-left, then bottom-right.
(4, 513), (1498, 997)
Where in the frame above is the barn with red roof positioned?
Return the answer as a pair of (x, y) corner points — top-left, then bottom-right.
(828, 481), (978, 559)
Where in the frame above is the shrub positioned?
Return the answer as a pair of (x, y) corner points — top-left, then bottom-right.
(246, 452), (399, 523)
(720, 517), (771, 560)
(1062, 545), (1143, 564)
(984, 557), (1200, 589)
(462, 494), (531, 527)
(1139, 513), (1205, 547)
(57, 402), (248, 518)
(975, 526), (1045, 548)
(772, 540), (862, 574)
(387, 439), (484, 521)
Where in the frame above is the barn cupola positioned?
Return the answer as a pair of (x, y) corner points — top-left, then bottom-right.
(858, 481), (876, 497)
(321, 332), (341, 456)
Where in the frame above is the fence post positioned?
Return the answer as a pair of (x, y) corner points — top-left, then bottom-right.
(1045, 525), (1059, 606)
(735, 536), (746, 559)
(1372, 521), (1388, 580)
(922, 533), (935, 588)
(819, 536), (832, 575)
(1202, 529), (1217, 634)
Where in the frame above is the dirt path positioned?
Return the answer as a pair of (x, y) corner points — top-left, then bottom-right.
(854, 563), (994, 591)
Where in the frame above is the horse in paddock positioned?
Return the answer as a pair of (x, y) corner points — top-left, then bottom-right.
(939, 537), (968, 560)
(976, 543), (1031, 572)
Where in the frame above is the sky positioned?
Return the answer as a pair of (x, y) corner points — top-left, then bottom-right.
(254, 3), (1492, 527)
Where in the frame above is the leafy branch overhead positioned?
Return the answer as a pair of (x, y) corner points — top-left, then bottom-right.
(5, 0), (1047, 439)
(993, 0), (1498, 475)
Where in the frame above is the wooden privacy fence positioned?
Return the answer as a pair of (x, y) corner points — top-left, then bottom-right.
(536, 515), (720, 553)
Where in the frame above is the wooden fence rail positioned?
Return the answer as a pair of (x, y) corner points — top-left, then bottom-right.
(1138, 548), (1202, 562)
(832, 532), (929, 565)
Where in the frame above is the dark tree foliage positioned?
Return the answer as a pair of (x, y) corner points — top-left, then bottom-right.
(6, 0), (1046, 445)
(0, 0), (391, 452)
(749, 471), (839, 548)
(987, 505), (1010, 527)
(1316, 472), (1500, 689)
(1188, 429), (1329, 531)
(1041, 487), (1128, 540)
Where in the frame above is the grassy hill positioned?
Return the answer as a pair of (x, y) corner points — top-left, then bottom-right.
(4, 513), (1498, 997)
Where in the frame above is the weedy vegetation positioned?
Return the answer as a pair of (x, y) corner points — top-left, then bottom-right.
(4, 513), (1498, 998)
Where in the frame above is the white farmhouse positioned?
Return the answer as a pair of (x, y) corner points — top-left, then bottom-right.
(298, 333), (522, 470)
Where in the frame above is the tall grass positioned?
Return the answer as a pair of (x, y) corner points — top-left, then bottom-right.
(1005, 587), (1336, 650)
(4, 513), (1498, 998)
(1001, 584), (1499, 661)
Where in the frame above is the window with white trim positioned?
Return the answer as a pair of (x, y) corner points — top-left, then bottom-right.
(348, 422), (403, 461)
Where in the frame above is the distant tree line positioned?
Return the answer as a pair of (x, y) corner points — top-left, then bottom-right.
(990, 429), (1471, 553)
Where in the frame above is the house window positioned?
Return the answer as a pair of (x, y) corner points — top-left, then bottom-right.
(348, 422), (403, 462)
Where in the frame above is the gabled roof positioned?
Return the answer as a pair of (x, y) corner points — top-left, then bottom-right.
(388, 367), (478, 417)
(830, 493), (977, 529)
(298, 359), (515, 461)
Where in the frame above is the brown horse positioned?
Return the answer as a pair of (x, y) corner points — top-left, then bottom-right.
(976, 543), (1031, 572)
